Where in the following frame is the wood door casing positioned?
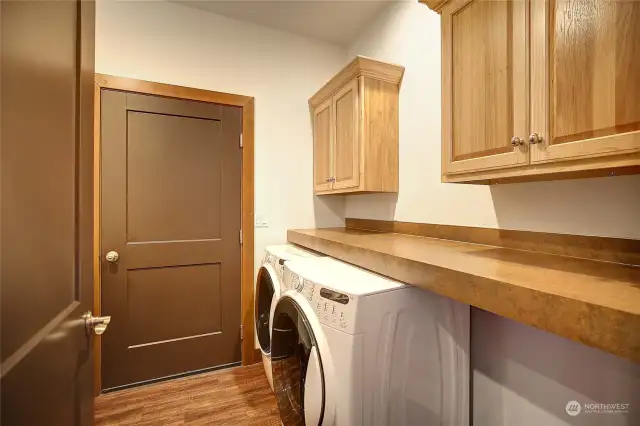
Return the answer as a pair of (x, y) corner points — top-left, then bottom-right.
(531, 0), (640, 164)
(442, 0), (528, 175)
(332, 78), (360, 189)
(0, 0), (96, 424)
(93, 75), (256, 386)
(100, 90), (242, 390)
(313, 98), (333, 192)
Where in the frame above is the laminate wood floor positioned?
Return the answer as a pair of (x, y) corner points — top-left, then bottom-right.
(95, 363), (280, 426)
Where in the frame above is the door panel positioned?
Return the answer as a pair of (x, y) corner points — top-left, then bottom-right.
(443, 0), (528, 174)
(1, 0), (95, 424)
(126, 111), (222, 242)
(314, 98), (333, 192)
(101, 90), (242, 389)
(332, 79), (360, 189)
(126, 264), (222, 345)
(531, 0), (640, 163)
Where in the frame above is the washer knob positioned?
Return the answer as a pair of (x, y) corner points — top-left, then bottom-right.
(294, 277), (304, 292)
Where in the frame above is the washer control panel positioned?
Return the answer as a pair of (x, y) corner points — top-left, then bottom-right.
(283, 267), (358, 333)
(313, 286), (356, 333)
(264, 253), (285, 282)
(301, 279), (315, 301)
(284, 269), (301, 292)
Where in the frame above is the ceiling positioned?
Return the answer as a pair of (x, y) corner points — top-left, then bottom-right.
(174, 1), (409, 46)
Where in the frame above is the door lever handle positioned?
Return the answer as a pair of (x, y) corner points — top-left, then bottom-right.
(83, 311), (111, 335)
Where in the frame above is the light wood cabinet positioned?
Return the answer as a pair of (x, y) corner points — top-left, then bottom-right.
(434, 0), (640, 183)
(309, 56), (404, 195)
(530, 0), (640, 164)
(442, 0), (528, 175)
(313, 98), (333, 192)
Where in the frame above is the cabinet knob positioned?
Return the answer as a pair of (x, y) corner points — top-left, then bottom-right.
(511, 136), (525, 147)
(529, 133), (544, 145)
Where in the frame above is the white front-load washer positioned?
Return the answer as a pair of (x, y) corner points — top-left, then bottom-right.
(255, 245), (323, 391)
(271, 257), (470, 426)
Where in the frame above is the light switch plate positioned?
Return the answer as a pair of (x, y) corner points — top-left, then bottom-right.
(255, 215), (269, 228)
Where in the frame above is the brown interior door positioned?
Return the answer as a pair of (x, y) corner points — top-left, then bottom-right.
(100, 90), (243, 390)
(0, 0), (96, 424)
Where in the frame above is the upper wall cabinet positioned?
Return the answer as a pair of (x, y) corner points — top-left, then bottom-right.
(428, 0), (640, 184)
(530, 0), (640, 164)
(442, 0), (529, 175)
(313, 97), (333, 192)
(309, 56), (404, 195)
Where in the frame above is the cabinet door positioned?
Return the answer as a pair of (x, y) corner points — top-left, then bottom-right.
(531, 0), (640, 163)
(313, 98), (333, 192)
(332, 78), (360, 190)
(442, 0), (528, 175)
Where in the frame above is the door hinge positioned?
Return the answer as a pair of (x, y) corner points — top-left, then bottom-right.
(240, 324), (244, 339)
(239, 133), (243, 148)
(239, 229), (243, 245)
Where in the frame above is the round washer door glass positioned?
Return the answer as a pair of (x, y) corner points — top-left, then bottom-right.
(255, 266), (276, 353)
(271, 296), (325, 426)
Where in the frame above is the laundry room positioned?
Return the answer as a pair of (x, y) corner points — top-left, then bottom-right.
(1, 0), (638, 425)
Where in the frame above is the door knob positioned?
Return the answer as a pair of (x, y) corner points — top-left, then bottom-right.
(105, 251), (119, 263)
(511, 136), (525, 147)
(529, 133), (544, 145)
(83, 311), (111, 335)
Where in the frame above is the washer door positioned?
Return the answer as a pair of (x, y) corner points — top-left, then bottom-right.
(272, 296), (325, 426)
(255, 265), (277, 355)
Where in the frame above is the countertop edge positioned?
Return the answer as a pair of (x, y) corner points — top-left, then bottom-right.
(287, 229), (640, 363)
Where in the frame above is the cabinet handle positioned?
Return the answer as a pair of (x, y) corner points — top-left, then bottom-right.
(529, 133), (544, 145)
(325, 178), (330, 183)
(511, 136), (525, 147)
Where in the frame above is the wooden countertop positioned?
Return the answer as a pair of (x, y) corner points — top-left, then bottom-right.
(288, 228), (640, 362)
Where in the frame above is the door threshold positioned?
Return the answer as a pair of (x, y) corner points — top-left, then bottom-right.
(100, 361), (242, 394)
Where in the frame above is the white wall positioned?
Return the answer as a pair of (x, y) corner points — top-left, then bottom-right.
(347, 2), (640, 425)
(95, 0), (347, 281)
